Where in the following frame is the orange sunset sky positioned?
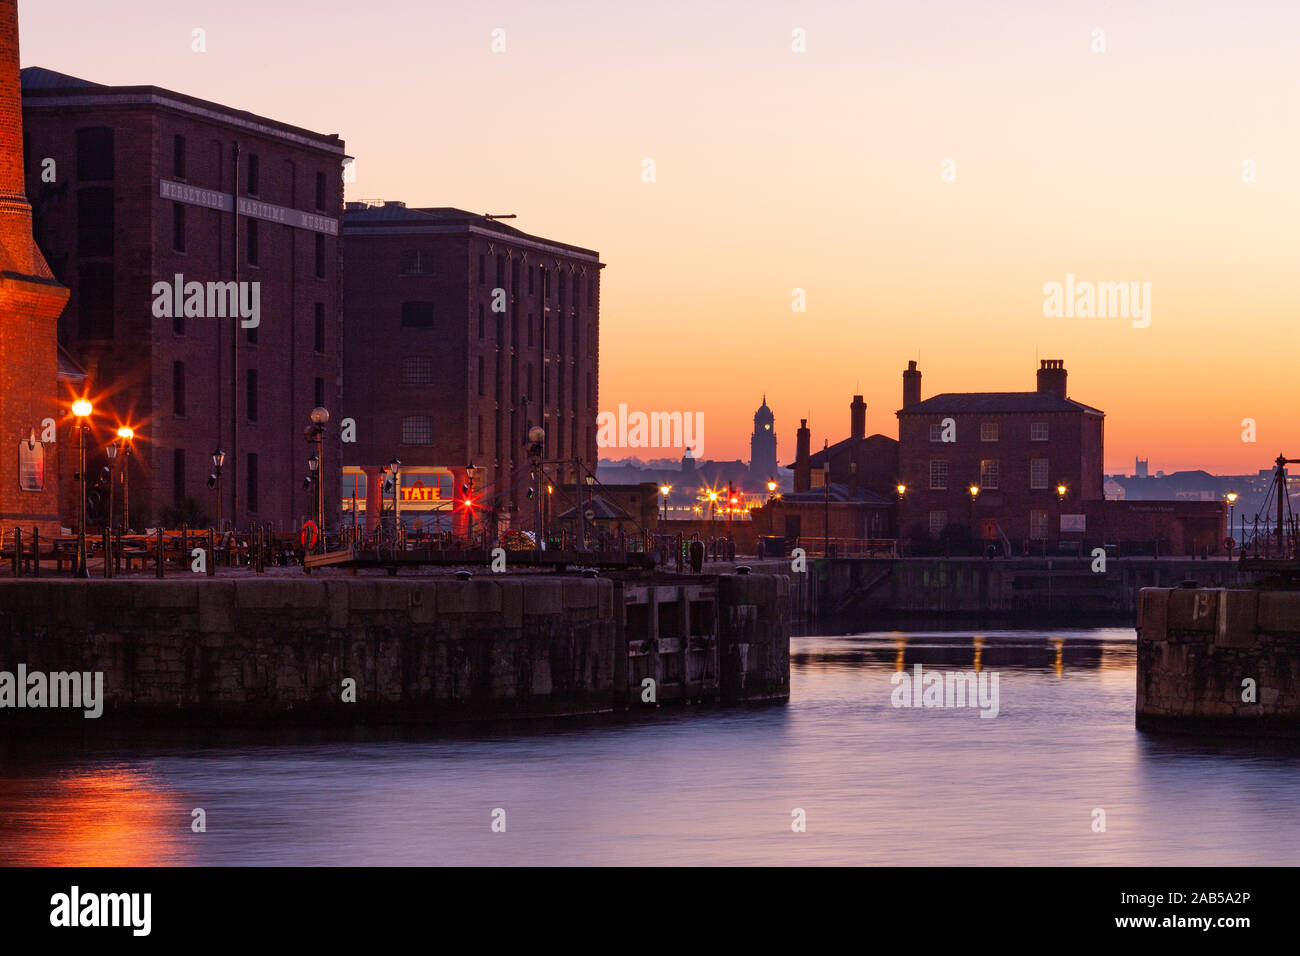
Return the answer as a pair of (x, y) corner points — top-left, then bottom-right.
(25, 0), (1300, 475)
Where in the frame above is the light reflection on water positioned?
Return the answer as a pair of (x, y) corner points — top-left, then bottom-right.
(2, 627), (1298, 866)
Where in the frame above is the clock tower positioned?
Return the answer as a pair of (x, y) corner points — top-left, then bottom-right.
(749, 396), (778, 483)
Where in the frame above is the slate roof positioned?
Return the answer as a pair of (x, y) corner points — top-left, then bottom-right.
(344, 203), (599, 258)
(897, 392), (1103, 415)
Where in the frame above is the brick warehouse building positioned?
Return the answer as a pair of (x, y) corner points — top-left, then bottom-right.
(342, 201), (602, 540)
(0, 2), (67, 536)
(896, 359), (1105, 552)
(21, 67), (346, 532)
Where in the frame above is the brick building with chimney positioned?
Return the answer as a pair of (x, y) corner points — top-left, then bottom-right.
(896, 359), (1105, 550)
(0, 1), (68, 536)
(22, 66), (347, 532)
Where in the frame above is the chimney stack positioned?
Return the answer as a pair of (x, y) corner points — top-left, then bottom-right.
(902, 361), (921, 409)
(1036, 359), (1067, 400)
(794, 418), (811, 493)
(850, 395), (866, 441)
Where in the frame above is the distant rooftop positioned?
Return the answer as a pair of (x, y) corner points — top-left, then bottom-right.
(898, 392), (1103, 416)
(344, 201), (599, 260)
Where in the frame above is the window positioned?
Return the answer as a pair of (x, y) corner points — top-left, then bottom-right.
(173, 448), (185, 505)
(1030, 458), (1049, 490)
(527, 313), (534, 346)
(477, 415), (484, 454)
(495, 254), (506, 288)
(400, 249), (432, 275)
(929, 423), (944, 442)
(478, 304), (484, 338)
(587, 278), (594, 301)
(77, 263), (114, 339)
(75, 127), (114, 182)
(401, 355), (433, 385)
(247, 453), (259, 513)
(246, 369), (258, 421)
(402, 301), (434, 329)
(528, 266), (535, 294)
(247, 218), (259, 266)
(314, 303), (326, 352)
(1030, 422), (1049, 442)
(314, 234), (325, 278)
(929, 510), (947, 539)
(478, 254), (485, 284)
(929, 459), (948, 491)
(173, 134), (186, 178)
(477, 356), (485, 396)
(314, 377), (325, 408)
(315, 171), (326, 210)
(980, 459), (999, 490)
(247, 153), (259, 194)
(402, 416), (433, 445)
(173, 361), (186, 416)
(172, 202), (185, 253)
(76, 188), (114, 257)
(1030, 510), (1049, 541)
(981, 422), (999, 442)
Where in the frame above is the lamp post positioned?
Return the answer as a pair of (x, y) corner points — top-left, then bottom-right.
(527, 427), (544, 547)
(1056, 483), (1067, 555)
(896, 483), (906, 542)
(823, 459), (831, 557)
(389, 457), (401, 546)
(72, 399), (93, 578)
(583, 472), (596, 550)
(116, 426), (133, 533)
(660, 483), (672, 523)
(308, 454), (320, 544)
(307, 407), (330, 552)
(707, 489), (718, 522)
(767, 479), (777, 502)
(105, 439), (118, 578)
(1227, 491), (1238, 555)
(465, 460), (477, 548)
(211, 448), (226, 533)
(969, 483), (981, 555)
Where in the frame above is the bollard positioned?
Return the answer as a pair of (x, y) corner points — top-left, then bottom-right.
(156, 526), (164, 578)
(32, 526), (39, 578)
(12, 527), (20, 577)
(207, 528), (216, 577)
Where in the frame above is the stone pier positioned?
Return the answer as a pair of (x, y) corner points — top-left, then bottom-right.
(1136, 586), (1300, 736)
(0, 572), (790, 728)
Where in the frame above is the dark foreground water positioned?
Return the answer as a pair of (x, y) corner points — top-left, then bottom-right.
(2, 628), (1298, 866)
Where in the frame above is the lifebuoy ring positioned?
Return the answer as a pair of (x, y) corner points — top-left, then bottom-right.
(301, 520), (319, 551)
(1224, 536), (1236, 550)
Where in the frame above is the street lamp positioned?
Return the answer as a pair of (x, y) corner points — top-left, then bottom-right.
(210, 448), (226, 532)
(116, 426), (134, 533)
(104, 440), (118, 578)
(660, 483), (672, 522)
(389, 457), (401, 544)
(465, 460), (478, 547)
(969, 483), (980, 554)
(707, 489), (718, 522)
(766, 479), (777, 501)
(309, 407), (330, 552)
(583, 472), (596, 550)
(71, 399), (93, 578)
(823, 459), (831, 557)
(527, 427), (545, 545)
(1227, 491), (1238, 553)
